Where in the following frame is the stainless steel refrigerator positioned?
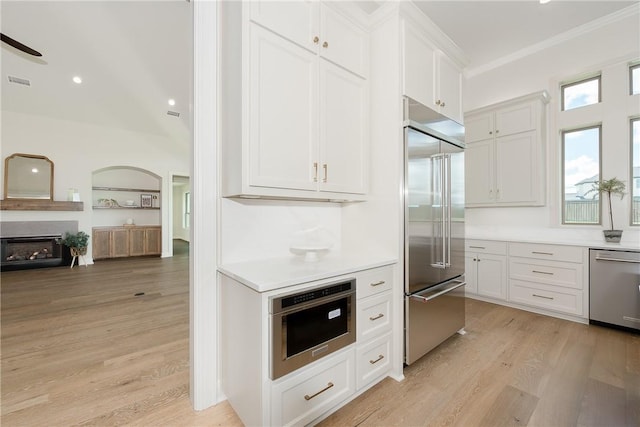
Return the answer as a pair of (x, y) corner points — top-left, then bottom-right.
(403, 97), (466, 365)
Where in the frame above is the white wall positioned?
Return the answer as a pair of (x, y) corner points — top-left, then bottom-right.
(0, 110), (190, 260)
(463, 8), (640, 244)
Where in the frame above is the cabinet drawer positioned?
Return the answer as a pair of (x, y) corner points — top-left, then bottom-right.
(508, 242), (583, 263)
(357, 291), (392, 342)
(509, 258), (582, 290)
(466, 239), (507, 255)
(509, 279), (583, 316)
(272, 348), (355, 427)
(356, 332), (392, 390)
(356, 265), (393, 300)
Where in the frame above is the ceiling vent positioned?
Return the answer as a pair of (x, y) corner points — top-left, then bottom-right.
(167, 110), (180, 117)
(8, 75), (31, 86)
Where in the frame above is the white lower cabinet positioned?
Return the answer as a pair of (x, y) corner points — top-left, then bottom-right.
(465, 240), (507, 300)
(271, 348), (355, 427)
(220, 263), (396, 427)
(508, 242), (585, 317)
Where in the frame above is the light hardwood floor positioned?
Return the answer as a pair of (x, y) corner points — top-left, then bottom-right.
(2, 248), (639, 426)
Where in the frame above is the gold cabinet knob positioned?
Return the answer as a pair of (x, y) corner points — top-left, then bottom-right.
(313, 36), (319, 44)
(322, 41), (328, 48)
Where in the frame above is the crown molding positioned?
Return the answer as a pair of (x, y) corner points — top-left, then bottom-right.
(466, 3), (640, 79)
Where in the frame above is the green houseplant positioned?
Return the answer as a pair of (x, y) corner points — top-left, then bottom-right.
(61, 231), (90, 255)
(588, 177), (626, 242)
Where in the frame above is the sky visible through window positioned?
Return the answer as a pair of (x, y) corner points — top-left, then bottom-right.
(563, 78), (599, 111)
(632, 65), (640, 95)
(564, 127), (600, 197)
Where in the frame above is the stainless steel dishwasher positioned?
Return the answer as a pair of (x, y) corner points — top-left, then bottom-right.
(589, 248), (640, 332)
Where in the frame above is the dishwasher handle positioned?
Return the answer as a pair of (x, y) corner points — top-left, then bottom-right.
(410, 279), (466, 303)
(594, 256), (640, 264)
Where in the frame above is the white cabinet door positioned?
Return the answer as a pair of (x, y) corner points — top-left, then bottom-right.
(476, 253), (507, 300)
(249, 0), (318, 53)
(402, 20), (436, 111)
(436, 51), (463, 123)
(465, 139), (494, 205)
(319, 60), (368, 194)
(320, 3), (368, 78)
(464, 112), (494, 143)
(495, 131), (538, 204)
(495, 101), (537, 136)
(249, 24), (318, 192)
(464, 254), (478, 294)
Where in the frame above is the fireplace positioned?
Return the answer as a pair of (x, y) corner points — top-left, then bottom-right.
(1, 221), (76, 271)
(1, 235), (67, 270)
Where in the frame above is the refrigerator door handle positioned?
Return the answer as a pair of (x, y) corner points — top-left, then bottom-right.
(430, 153), (446, 269)
(409, 279), (466, 303)
(445, 153), (452, 268)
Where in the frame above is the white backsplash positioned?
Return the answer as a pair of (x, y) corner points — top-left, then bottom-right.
(220, 198), (342, 264)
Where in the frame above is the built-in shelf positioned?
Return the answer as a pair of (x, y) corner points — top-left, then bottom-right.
(92, 187), (160, 193)
(0, 200), (84, 211)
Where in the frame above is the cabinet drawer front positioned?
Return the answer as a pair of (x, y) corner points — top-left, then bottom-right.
(509, 279), (583, 316)
(356, 265), (393, 299)
(356, 332), (392, 390)
(466, 240), (507, 255)
(509, 242), (583, 263)
(273, 349), (355, 427)
(509, 259), (582, 290)
(357, 291), (392, 342)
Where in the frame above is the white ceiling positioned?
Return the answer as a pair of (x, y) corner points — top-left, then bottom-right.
(0, 1), (637, 143)
(1, 1), (192, 146)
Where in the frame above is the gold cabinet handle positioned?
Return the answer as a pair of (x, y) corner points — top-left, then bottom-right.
(322, 164), (327, 182)
(369, 354), (384, 365)
(313, 36), (319, 44)
(532, 251), (553, 256)
(370, 280), (385, 287)
(441, 101), (446, 107)
(313, 162), (318, 182)
(304, 382), (334, 401)
(435, 99), (441, 106)
(369, 313), (384, 321)
(532, 294), (554, 300)
(322, 41), (328, 48)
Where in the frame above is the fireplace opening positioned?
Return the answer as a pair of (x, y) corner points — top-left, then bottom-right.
(1, 235), (70, 271)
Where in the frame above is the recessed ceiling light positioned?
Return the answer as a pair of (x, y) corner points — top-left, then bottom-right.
(168, 99), (176, 106)
(540, 0), (551, 4)
(72, 76), (82, 84)
(31, 168), (39, 173)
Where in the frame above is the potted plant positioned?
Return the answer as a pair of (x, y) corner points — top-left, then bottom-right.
(61, 231), (90, 256)
(588, 177), (626, 243)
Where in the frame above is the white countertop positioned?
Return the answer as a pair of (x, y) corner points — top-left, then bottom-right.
(465, 225), (640, 251)
(218, 254), (397, 293)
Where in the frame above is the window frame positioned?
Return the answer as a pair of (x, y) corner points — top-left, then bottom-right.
(184, 191), (191, 229)
(630, 63), (640, 95)
(561, 75), (601, 111)
(631, 117), (639, 226)
(561, 124), (603, 225)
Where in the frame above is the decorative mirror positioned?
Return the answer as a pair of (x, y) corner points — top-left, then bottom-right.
(4, 153), (54, 200)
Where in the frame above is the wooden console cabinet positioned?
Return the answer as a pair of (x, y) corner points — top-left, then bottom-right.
(92, 226), (161, 260)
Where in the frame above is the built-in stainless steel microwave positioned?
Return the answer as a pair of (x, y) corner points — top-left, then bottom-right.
(270, 279), (356, 380)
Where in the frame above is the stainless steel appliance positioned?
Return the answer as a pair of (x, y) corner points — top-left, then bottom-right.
(403, 97), (466, 365)
(270, 279), (356, 379)
(589, 248), (640, 332)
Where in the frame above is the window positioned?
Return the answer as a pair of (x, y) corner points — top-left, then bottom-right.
(184, 192), (191, 229)
(631, 64), (640, 95)
(632, 118), (640, 225)
(562, 126), (601, 224)
(561, 76), (601, 111)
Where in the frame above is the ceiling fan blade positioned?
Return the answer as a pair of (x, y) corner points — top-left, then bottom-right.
(1, 33), (42, 57)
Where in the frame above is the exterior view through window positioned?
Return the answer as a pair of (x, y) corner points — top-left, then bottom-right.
(631, 64), (640, 95)
(184, 192), (191, 229)
(563, 126), (601, 224)
(562, 76), (600, 111)
(633, 119), (640, 225)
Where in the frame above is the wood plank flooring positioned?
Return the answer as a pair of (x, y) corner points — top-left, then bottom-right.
(2, 247), (639, 426)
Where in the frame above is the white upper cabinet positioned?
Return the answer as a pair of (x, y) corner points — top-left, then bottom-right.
(402, 19), (464, 124)
(221, 1), (370, 201)
(465, 91), (550, 207)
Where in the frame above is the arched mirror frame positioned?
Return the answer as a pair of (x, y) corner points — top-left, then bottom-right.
(4, 153), (54, 200)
